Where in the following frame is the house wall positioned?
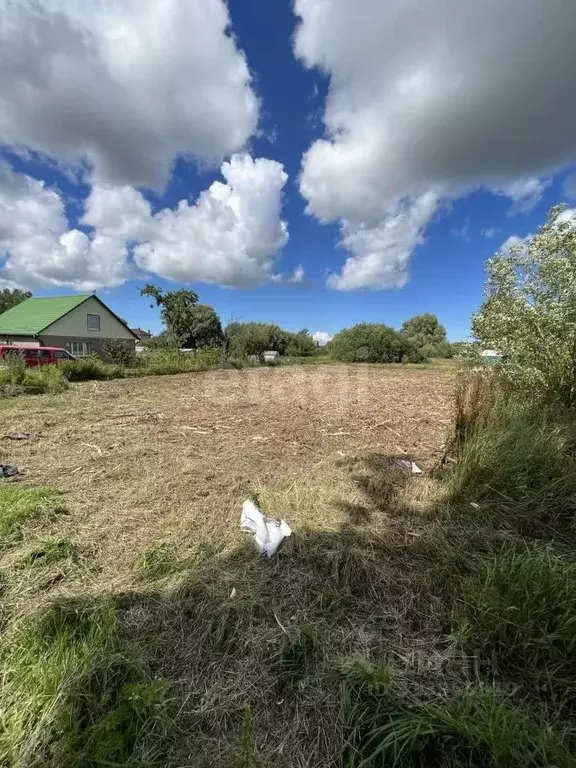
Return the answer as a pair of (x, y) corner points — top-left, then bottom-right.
(44, 297), (134, 339)
(0, 335), (39, 345)
(39, 335), (136, 360)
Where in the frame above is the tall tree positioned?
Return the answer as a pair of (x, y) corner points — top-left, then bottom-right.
(140, 285), (223, 349)
(225, 322), (289, 357)
(0, 288), (31, 314)
(400, 313), (447, 349)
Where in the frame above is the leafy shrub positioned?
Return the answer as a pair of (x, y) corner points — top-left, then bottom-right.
(330, 323), (424, 363)
(58, 356), (118, 382)
(286, 329), (317, 357)
(419, 340), (455, 358)
(23, 364), (69, 394)
(454, 547), (576, 700)
(225, 322), (290, 357)
(140, 348), (219, 376)
(472, 205), (576, 407)
(102, 339), (136, 367)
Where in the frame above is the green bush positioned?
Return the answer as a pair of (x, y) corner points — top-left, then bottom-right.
(330, 323), (425, 364)
(58, 356), (119, 382)
(419, 340), (455, 359)
(225, 322), (289, 357)
(454, 547), (576, 700)
(23, 365), (69, 394)
(286, 329), (317, 357)
(472, 205), (576, 407)
(140, 348), (219, 376)
(102, 339), (137, 367)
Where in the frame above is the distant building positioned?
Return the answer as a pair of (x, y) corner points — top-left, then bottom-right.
(480, 349), (502, 363)
(263, 350), (280, 362)
(0, 294), (138, 360)
(131, 327), (152, 341)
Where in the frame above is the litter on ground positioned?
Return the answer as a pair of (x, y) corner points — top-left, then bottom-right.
(394, 458), (423, 474)
(2, 432), (39, 440)
(240, 499), (292, 557)
(0, 465), (20, 478)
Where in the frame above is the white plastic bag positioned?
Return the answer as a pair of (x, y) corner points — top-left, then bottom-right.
(240, 499), (292, 557)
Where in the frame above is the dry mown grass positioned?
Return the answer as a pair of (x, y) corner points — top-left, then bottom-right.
(0, 364), (458, 766)
(0, 364), (454, 591)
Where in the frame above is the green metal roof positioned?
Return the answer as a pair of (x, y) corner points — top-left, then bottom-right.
(0, 295), (91, 335)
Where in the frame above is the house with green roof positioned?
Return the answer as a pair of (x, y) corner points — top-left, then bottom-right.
(0, 294), (138, 359)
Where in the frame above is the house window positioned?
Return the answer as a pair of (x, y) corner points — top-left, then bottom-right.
(87, 313), (101, 331)
(66, 341), (91, 357)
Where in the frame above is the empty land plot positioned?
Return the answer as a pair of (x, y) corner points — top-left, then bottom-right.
(0, 364), (454, 585)
(0, 364), (456, 767)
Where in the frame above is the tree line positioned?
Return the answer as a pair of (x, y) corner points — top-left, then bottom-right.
(0, 283), (456, 364)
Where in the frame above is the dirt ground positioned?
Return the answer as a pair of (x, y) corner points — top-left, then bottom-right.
(0, 364), (455, 590)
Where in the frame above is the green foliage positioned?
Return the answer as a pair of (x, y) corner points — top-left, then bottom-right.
(142, 329), (180, 350)
(400, 313), (447, 351)
(0, 355), (68, 396)
(0, 288), (31, 314)
(0, 485), (58, 539)
(286, 329), (317, 357)
(454, 547), (576, 700)
(183, 303), (225, 349)
(472, 205), (576, 406)
(226, 322), (290, 357)
(141, 348), (219, 376)
(27, 364), (69, 394)
(102, 339), (136, 367)
(140, 284), (223, 349)
(330, 323), (424, 363)
(419, 340), (454, 359)
(0, 599), (168, 767)
(58, 356), (122, 382)
(343, 675), (573, 768)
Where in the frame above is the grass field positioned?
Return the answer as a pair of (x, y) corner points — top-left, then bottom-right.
(3, 362), (572, 767)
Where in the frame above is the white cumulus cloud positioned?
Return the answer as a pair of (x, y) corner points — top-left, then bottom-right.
(294, 0), (576, 289)
(312, 331), (332, 346)
(133, 155), (289, 287)
(0, 155), (290, 290)
(0, 0), (258, 188)
(0, 163), (133, 291)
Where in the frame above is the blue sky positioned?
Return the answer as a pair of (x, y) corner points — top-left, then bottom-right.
(1, 0), (576, 342)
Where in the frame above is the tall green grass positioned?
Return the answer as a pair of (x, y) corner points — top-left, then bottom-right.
(454, 546), (576, 702)
(0, 354), (69, 395)
(446, 370), (576, 534)
(0, 599), (169, 768)
(343, 671), (574, 768)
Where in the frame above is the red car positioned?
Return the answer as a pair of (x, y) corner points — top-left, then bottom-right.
(0, 345), (76, 367)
